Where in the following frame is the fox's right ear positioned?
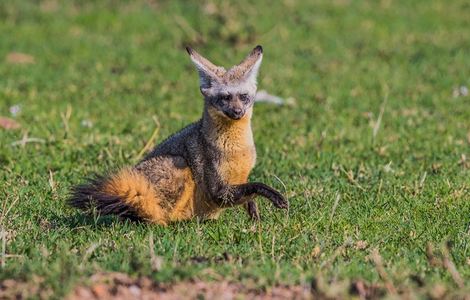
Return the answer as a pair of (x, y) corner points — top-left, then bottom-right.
(186, 47), (225, 96)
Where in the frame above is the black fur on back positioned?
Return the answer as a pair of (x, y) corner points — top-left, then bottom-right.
(68, 175), (140, 221)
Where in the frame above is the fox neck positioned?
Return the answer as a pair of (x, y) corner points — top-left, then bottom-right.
(202, 105), (254, 151)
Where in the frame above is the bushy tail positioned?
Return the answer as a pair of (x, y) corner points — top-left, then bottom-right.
(68, 168), (167, 225)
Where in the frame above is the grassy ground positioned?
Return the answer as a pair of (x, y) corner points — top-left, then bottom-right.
(1, 0), (469, 298)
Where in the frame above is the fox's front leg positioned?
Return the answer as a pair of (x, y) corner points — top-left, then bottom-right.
(212, 182), (288, 210)
(188, 147), (287, 216)
(245, 199), (260, 221)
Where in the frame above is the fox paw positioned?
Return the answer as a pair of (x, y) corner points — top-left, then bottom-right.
(246, 200), (261, 221)
(270, 191), (288, 210)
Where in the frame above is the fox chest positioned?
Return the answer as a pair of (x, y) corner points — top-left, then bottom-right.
(218, 146), (256, 185)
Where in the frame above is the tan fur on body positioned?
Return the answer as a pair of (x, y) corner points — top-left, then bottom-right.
(206, 106), (256, 184)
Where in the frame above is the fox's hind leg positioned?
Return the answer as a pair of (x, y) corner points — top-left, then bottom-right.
(136, 155), (197, 221)
(245, 199), (260, 221)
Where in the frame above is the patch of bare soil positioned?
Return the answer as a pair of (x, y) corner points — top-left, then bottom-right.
(66, 273), (312, 300)
(0, 117), (20, 130)
(5, 52), (35, 64)
(0, 276), (53, 299)
(2, 272), (468, 300)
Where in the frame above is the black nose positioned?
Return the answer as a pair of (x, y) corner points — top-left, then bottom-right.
(233, 108), (243, 116)
(231, 108), (244, 119)
(224, 108), (244, 120)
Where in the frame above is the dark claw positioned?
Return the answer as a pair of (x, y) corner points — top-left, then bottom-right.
(270, 191), (288, 209)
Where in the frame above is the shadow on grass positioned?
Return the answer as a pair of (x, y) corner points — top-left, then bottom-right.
(52, 212), (138, 229)
(53, 211), (210, 229)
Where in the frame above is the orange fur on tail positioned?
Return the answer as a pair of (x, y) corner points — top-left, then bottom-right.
(69, 168), (167, 225)
(103, 169), (167, 225)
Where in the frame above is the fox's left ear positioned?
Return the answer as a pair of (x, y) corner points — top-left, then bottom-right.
(226, 45), (263, 85)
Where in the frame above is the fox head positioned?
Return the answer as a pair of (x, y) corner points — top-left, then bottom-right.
(186, 45), (263, 121)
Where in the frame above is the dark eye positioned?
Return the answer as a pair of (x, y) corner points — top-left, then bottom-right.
(240, 93), (250, 102)
(220, 94), (231, 101)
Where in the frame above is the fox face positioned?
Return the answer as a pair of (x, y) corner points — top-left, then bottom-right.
(187, 46), (263, 121)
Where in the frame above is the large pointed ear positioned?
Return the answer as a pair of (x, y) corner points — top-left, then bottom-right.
(225, 45), (263, 85)
(186, 47), (225, 95)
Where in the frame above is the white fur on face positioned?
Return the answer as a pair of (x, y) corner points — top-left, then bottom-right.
(209, 81), (257, 97)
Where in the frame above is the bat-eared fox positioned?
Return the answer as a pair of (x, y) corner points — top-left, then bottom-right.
(69, 45), (288, 224)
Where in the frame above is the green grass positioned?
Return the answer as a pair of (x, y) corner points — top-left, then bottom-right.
(1, 0), (469, 298)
